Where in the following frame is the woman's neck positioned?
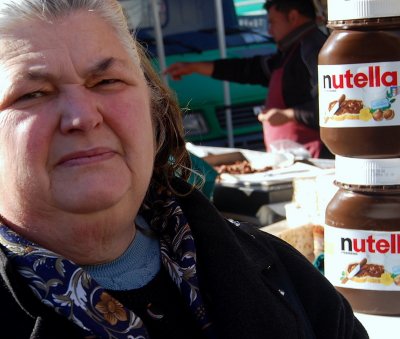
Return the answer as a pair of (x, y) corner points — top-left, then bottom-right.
(2, 209), (138, 265)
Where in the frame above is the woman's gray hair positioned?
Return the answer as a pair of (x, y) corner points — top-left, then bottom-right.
(0, 0), (192, 192)
(0, 0), (135, 60)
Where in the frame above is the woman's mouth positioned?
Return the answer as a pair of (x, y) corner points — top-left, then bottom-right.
(57, 148), (117, 166)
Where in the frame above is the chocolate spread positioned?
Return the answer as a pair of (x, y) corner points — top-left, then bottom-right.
(318, 17), (400, 158)
(348, 263), (384, 278)
(326, 185), (400, 315)
(329, 99), (363, 116)
(324, 157), (400, 315)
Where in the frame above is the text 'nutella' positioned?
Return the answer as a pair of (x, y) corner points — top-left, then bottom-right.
(319, 62), (400, 128)
(325, 227), (400, 291)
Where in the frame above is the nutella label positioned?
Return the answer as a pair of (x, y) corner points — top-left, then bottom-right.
(324, 225), (400, 291)
(319, 62), (400, 128)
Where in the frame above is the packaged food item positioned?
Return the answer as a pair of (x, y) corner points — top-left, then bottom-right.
(324, 156), (400, 315)
(318, 0), (400, 158)
(312, 225), (324, 259)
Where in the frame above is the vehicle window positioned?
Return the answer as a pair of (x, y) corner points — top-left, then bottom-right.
(234, 0), (268, 35)
(119, 0), (271, 57)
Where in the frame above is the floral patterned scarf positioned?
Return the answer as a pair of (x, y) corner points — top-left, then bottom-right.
(0, 189), (214, 338)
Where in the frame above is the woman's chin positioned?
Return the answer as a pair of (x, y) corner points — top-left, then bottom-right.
(51, 177), (136, 214)
(49, 163), (143, 214)
(55, 191), (127, 214)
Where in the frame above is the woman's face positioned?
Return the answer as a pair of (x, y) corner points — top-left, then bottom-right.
(0, 12), (155, 232)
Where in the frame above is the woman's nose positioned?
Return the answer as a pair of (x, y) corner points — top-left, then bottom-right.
(59, 87), (103, 134)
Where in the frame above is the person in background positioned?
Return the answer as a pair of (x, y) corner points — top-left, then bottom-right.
(0, 0), (366, 338)
(164, 0), (332, 159)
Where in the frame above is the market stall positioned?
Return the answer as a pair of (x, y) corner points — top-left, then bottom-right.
(188, 144), (399, 335)
(187, 143), (334, 226)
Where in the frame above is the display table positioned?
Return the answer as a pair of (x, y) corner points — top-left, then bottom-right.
(355, 313), (398, 338)
(186, 144), (335, 227)
(213, 181), (292, 226)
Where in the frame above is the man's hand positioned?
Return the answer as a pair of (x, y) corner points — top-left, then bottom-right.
(258, 108), (295, 126)
(163, 62), (193, 80)
(163, 62), (214, 80)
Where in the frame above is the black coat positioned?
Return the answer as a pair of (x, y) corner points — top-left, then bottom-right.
(0, 180), (368, 339)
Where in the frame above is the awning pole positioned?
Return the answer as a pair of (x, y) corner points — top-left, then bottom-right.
(150, 0), (168, 84)
(215, 0), (234, 148)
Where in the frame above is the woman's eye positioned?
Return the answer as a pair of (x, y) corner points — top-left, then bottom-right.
(19, 91), (44, 101)
(96, 79), (121, 86)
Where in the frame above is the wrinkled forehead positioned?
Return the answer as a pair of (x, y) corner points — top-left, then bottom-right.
(0, 10), (146, 102)
(0, 9), (141, 68)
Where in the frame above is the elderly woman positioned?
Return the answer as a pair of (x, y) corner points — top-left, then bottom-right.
(0, 1), (367, 339)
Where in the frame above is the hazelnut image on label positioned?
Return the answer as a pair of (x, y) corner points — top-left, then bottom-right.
(372, 109), (384, 121)
(383, 109), (395, 120)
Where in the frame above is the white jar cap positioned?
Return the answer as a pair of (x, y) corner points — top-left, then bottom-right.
(335, 156), (400, 185)
(327, 0), (400, 21)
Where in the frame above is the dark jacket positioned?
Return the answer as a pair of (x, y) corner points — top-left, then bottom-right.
(0, 180), (368, 339)
(212, 22), (326, 130)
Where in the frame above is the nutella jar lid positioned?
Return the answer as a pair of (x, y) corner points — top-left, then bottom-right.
(327, 0), (400, 21)
(335, 156), (400, 185)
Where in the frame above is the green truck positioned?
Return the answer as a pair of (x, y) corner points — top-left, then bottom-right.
(119, 0), (276, 150)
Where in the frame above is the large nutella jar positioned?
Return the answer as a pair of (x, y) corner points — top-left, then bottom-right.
(318, 0), (400, 158)
(325, 157), (400, 315)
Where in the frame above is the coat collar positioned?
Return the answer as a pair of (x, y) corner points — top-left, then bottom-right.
(173, 179), (301, 339)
